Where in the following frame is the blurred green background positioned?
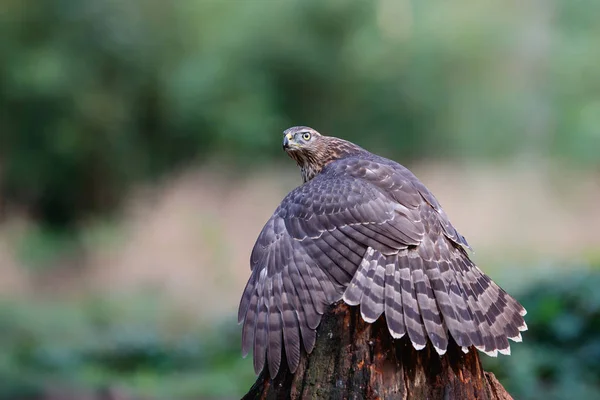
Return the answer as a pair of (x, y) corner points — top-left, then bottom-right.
(1, 0), (599, 399)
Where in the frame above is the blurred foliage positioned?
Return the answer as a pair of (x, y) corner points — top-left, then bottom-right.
(0, 295), (254, 399)
(1, 2), (599, 398)
(1, 0), (600, 230)
(484, 265), (600, 400)
(1, 267), (599, 399)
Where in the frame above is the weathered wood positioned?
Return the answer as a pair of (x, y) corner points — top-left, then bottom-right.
(243, 302), (512, 400)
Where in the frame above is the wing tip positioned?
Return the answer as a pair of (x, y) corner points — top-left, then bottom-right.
(361, 314), (378, 324)
(268, 362), (281, 380)
(520, 307), (527, 316)
(343, 291), (361, 306)
(389, 330), (406, 340)
(498, 346), (511, 356)
(411, 341), (427, 351)
(509, 333), (522, 342)
(481, 348), (498, 357)
(253, 360), (265, 376)
(288, 362), (299, 375)
(518, 321), (528, 331)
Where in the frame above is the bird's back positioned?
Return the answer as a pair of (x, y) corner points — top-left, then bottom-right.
(239, 130), (526, 378)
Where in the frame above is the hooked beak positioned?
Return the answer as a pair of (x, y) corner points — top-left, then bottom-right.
(283, 132), (294, 150)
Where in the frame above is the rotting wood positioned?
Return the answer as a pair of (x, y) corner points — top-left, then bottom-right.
(243, 302), (513, 400)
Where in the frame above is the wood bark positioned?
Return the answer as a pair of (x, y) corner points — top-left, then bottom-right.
(243, 302), (512, 400)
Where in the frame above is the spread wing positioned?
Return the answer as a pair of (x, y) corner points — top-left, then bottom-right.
(238, 156), (526, 378)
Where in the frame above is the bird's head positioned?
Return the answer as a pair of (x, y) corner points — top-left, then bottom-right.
(282, 126), (322, 153)
(282, 126), (362, 182)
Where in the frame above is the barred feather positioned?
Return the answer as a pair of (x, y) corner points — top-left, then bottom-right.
(410, 254), (448, 355)
(359, 251), (386, 323)
(253, 293), (268, 373)
(239, 126), (527, 377)
(341, 242), (526, 357)
(279, 277), (301, 371)
(384, 258), (405, 338)
(399, 251), (428, 349)
(266, 280), (282, 377)
(343, 248), (374, 306)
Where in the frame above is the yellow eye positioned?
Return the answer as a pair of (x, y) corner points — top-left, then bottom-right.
(302, 132), (311, 141)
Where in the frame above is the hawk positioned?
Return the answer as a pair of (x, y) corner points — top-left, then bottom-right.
(238, 126), (527, 378)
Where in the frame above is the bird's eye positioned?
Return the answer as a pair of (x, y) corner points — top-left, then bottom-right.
(302, 132), (311, 141)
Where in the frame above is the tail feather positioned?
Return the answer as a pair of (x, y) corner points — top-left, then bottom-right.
(384, 257), (406, 338)
(424, 238), (476, 348)
(457, 255), (526, 351)
(342, 241), (527, 357)
(398, 250), (428, 349)
(421, 255), (475, 351)
(449, 260), (494, 353)
(344, 250), (374, 306)
(410, 253), (448, 354)
(360, 251), (386, 323)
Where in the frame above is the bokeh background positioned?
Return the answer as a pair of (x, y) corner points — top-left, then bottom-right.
(1, 1), (600, 399)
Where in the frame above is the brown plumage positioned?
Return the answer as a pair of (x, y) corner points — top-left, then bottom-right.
(238, 126), (527, 378)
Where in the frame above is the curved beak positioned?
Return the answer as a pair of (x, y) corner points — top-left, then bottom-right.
(283, 133), (293, 150)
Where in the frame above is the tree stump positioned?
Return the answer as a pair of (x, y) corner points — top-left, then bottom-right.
(243, 302), (512, 400)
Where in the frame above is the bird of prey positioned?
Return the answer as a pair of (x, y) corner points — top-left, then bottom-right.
(238, 126), (527, 378)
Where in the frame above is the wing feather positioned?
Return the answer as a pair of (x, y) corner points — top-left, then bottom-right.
(359, 251), (386, 323)
(287, 255), (320, 330)
(266, 279), (283, 377)
(278, 272), (301, 372)
(411, 254), (448, 355)
(384, 257), (406, 338)
(295, 253), (327, 315)
(240, 152), (526, 376)
(343, 249), (375, 306)
(253, 291), (268, 374)
(399, 251), (428, 349)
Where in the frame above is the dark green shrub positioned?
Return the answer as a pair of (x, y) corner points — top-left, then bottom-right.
(484, 266), (600, 400)
(0, 297), (254, 399)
